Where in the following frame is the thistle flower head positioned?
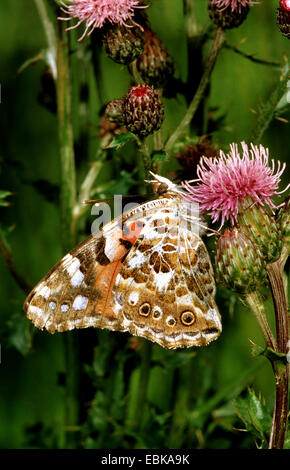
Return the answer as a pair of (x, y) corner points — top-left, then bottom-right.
(211, 0), (255, 12)
(215, 227), (266, 294)
(281, 0), (290, 10)
(183, 142), (288, 228)
(277, 0), (290, 38)
(122, 84), (165, 137)
(60, 0), (146, 40)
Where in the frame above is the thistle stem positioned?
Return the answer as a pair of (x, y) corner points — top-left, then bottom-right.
(57, 21), (79, 449)
(245, 291), (277, 351)
(137, 137), (152, 178)
(57, 22), (77, 250)
(266, 259), (289, 449)
(131, 340), (152, 431)
(266, 260), (288, 353)
(165, 27), (224, 153)
(33, 0), (57, 79)
(183, 0), (205, 133)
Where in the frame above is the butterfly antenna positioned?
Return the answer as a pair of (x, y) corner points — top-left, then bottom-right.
(83, 194), (150, 206)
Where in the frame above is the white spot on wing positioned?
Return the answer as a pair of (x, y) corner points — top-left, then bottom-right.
(61, 304), (69, 313)
(155, 272), (173, 291)
(49, 301), (56, 310)
(65, 256), (80, 276)
(29, 305), (44, 318)
(127, 252), (147, 269)
(71, 269), (85, 287)
(35, 284), (50, 299)
(205, 308), (221, 329)
(128, 291), (139, 305)
(73, 295), (88, 310)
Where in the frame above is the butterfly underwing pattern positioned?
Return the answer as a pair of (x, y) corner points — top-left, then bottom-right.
(24, 173), (222, 349)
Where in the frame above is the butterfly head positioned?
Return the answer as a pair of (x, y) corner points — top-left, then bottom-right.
(146, 172), (186, 198)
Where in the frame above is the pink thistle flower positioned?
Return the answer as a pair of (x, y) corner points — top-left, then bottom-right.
(59, 0), (147, 40)
(183, 142), (289, 228)
(280, 0), (290, 10)
(211, 0), (255, 12)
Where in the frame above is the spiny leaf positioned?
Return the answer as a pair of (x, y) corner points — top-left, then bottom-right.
(106, 132), (137, 149)
(235, 388), (272, 446)
(152, 150), (169, 163)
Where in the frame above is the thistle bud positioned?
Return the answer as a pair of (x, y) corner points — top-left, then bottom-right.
(277, 0), (290, 39)
(208, 0), (250, 30)
(104, 99), (124, 125)
(238, 204), (282, 264)
(133, 28), (174, 89)
(216, 227), (266, 294)
(102, 24), (145, 65)
(122, 84), (165, 137)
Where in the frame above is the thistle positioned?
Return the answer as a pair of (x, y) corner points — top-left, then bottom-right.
(59, 0), (147, 40)
(122, 84), (165, 137)
(183, 142), (288, 262)
(216, 227), (266, 294)
(208, 0), (254, 29)
(102, 24), (145, 64)
(133, 28), (174, 88)
(277, 0), (290, 39)
(104, 99), (125, 124)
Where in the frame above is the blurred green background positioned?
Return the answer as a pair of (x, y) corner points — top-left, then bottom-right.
(0, 0), (289, 449)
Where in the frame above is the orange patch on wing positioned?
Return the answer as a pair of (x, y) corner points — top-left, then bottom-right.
(123, 221), (144, 244)
(94, 260), (123, 324)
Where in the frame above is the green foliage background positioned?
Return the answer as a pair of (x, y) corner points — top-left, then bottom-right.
(0, 0), (289, 449)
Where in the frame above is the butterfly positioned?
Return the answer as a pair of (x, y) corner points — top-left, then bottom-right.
(24, 173), (222, 349)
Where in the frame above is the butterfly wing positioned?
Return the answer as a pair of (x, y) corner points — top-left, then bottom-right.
(112, 199), (222, 349)
(23, 224), (127, 333)
(23, 199), (169, 334)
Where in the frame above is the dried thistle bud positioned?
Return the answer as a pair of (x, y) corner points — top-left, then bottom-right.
(208, 0), (251, 30)
(238, 204), (283, 264)
(277, 0), (290, 39)
(122, 84), (165, 137)
(172, 139), (217, 181)
(104, 99), (124, 124)
(134, 28), (174, 88)
(102, 24), (145, 64)
(216, 227), (266, 294)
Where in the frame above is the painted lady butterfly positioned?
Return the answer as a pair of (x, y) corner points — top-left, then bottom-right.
(24, 173), (221, 349)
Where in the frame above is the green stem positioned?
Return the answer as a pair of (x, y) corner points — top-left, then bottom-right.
(72, 149), (105, 234)
(183, 0), (205, 133)
(130, 59), (143, 83)
(131, 340), (152, 431)
(266, 260), (288, 354)
(268, 360), (289, 449)
(167, 365), (191, 448)
(57, 21), (77, 251)
(245, 291), (277, 351)
(137, 137), (152, 178)
(266, 259), (289, 449)
(250, 61), (289, 144)
(57, 21), (79, 449)
(165, 27), (224, 153)
(224, 42), (281, 68)
(33, 0), (58, 79)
